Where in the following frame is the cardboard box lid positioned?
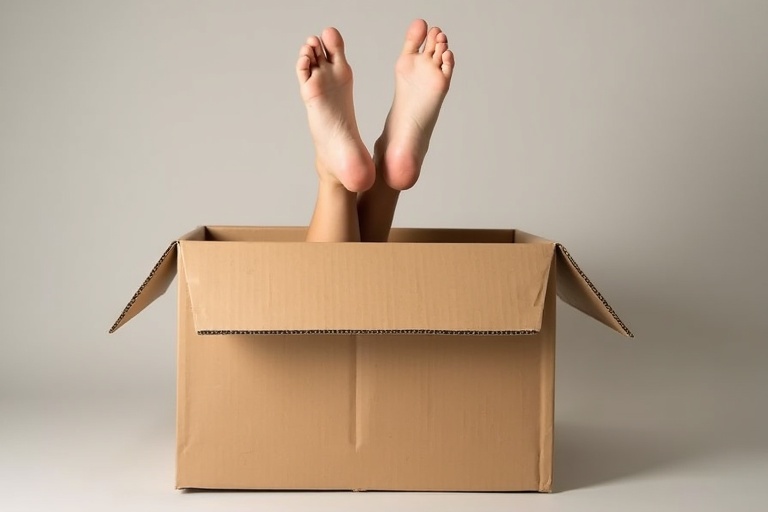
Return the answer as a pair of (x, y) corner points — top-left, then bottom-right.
(109, 227), (632, 337)
(515, 230), (633, 337)
(109, 227), (205, 333)
(555, 243), (633, 337)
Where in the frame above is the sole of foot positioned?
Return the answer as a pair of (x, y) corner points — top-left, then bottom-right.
(296, 27), (375, 192)
(376, 19), (455, 191)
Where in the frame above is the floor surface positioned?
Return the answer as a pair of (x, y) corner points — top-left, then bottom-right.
(3, 394), (765, 512)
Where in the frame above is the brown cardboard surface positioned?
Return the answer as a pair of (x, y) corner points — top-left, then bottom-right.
(514, 229), (554, 245)
(515, 230), (633, 337)
(179, 241), (553, 334)
(204, 226), (517, 243)
(110, 225), (630, 492)
(175, 260), (557, 490)
(388, 228), (516, 243)
(206, 225), (307, 242)
(555, 244), (633, 337)
(109, 227), (205, 333)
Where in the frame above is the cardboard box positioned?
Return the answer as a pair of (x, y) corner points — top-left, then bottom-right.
(110, 226), (632, 492)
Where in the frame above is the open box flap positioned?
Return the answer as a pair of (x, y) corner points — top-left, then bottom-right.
(514, 230), (632, 337)
(108, 227), (205, 333)
(179, 241), (555, 335)
(555, 243), (633, 337)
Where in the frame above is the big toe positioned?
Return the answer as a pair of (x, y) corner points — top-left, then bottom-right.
(321, 27), (347, 63)
(402, 19), (428, 54)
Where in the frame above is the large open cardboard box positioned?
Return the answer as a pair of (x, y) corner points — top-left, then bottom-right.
(110, 226), (632, 492)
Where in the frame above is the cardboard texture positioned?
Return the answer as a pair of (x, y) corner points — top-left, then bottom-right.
(111, 226), (632, 492)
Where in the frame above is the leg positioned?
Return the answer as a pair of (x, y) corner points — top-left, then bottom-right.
(296, 28), (375, 241)
(356, 148), (401, 242)
(307, 182), (361, 242)
(357, 19), (455, 242)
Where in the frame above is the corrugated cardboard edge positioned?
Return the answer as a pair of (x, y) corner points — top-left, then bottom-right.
(515, 229), (632, 338)
(555, 244), (634, 338)
(197, 329), (539, 336)
(108, 226), (206, 333)
(108, 241), (178, 334)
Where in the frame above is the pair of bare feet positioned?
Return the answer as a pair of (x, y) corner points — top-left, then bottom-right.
(296, 19), (454, 199)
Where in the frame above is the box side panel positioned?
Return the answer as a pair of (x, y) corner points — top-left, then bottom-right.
(175, 273), (359, 489)
(172, 237), (556, 491)
(205, 226), (307, 242)
(353, 332), (550, 491)
(174, 227), (208, 480)
(537, 255), (557, 492)
(514, 230), (554, 245)
(176, 260), (190, 489)
(203, 226), (516, 244)
(388, 228), (515, 243)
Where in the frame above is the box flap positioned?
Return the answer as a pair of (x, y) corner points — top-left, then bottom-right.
(109, 227), (205, 333)
(555, 243), (634, 337)
(179, 241), (554, 335)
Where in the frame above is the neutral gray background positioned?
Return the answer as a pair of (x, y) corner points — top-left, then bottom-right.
(1, 0), (767, 510)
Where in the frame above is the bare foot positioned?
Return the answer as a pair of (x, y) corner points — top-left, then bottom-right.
(296, 27), (375, 192)
(375, 19), (455, 190)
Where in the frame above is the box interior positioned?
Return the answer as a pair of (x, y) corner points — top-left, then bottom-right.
(203, 226), (518, 243)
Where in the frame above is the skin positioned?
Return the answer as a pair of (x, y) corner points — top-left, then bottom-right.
(296, 20), (454, 242)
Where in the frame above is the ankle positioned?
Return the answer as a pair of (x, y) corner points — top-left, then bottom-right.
(317, 176), (356, 197)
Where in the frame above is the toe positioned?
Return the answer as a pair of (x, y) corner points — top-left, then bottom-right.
(433, 42), (448, 64)
(300, 44), (317, 67)
(441, 49), (455, 79)
(296, 55), (311, 82)
(402, 19), (428, 54)
(321, 27), (347, 64)
(307, 36), (326, 63)
(423, 26), (441, 55)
